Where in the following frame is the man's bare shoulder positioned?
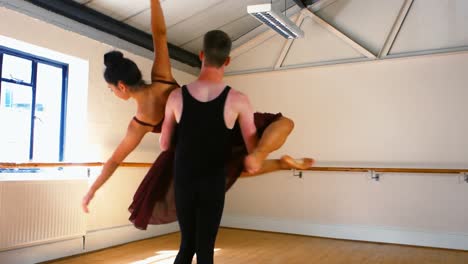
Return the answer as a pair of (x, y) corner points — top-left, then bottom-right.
(168, 87), (182, 102)
(227, 87), (249, 104)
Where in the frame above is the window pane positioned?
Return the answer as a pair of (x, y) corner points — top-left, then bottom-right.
(0, 82), (32, 161)
(32, 63), (63, 161)
(1, 54), (32, 84)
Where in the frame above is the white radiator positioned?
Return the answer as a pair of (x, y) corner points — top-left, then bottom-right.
(0, 179), (87, 251)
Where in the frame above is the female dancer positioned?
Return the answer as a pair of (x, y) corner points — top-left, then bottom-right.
(82, 0), (313, 229)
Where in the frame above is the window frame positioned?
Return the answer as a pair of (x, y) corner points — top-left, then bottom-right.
(0, 45), (69, 162)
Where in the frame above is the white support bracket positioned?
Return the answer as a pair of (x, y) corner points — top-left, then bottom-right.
(302, 8), (376, 59)
(369, 170), (381, 182)
(378, 0), (414, 58)
(230, 27), (278, 59)
(293, 169), (303, 179)
(274, 12), (306, 69)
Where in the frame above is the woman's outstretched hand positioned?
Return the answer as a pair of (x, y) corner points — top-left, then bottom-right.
(82, 189), (95, 213)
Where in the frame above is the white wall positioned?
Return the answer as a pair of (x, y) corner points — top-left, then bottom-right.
(2, 1), (468, 263)
(223, 52), (468, 250)
(0, 6), (195, 263)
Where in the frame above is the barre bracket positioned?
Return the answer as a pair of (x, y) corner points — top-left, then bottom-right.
(293, 169), (303, 179)
(369, 170), (381, 182)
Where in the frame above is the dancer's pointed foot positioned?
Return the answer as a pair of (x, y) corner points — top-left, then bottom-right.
(280, 155), (314, 170)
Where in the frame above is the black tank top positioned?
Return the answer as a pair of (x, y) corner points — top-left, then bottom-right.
(175, 85), (232, 170)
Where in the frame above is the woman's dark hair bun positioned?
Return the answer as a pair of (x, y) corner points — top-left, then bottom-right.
(104, 51), (124, 68)
(103, 50), (143, 87)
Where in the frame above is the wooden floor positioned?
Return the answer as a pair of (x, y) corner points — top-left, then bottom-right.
(44, 228), (468, 264)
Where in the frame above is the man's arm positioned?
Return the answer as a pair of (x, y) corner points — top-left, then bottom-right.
(160, 89), (181, 151)
(236, 92), (258, 154)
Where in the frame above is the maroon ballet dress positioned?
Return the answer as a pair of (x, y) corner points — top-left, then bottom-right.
(128, 112), (282, 230)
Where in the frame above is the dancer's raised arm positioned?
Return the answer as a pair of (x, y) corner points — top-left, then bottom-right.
(150, 0), (175, 83)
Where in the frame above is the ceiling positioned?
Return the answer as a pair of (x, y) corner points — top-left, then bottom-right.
(227, 0), (468, 74)
(9, 0), (468, 75)
(71, 0), (301, 53)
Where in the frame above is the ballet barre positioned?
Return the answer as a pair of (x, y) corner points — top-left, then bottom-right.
(1, 163), (468, 183)
(0, 162), (150, 168)
(298, 167), (468, 183)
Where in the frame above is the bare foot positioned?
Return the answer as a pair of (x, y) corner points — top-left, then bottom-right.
(244, 151), (268, 174)
(280, 155), (314, 170)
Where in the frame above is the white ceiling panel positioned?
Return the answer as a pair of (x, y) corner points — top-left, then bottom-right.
(316, 0), (406, 55)
(86, 0), (150, 21)
(219, 15), (260, 42)
(166, 0), (296, 46)
(181, 15), (261, 54)
(182, 38), (204, 55)
(126, 9), (152, 33)
(282, 17), (364, 67)
(167, 0), (262, 46)
(226, 34), (287, 73)
(390, 0), (468, 55)
(162, 0), (226, 28)
(125, 0), (227, 33)
(179, 1), (300, 54)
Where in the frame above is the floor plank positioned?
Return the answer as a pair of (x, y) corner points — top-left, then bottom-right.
(43, 228), (468, 264)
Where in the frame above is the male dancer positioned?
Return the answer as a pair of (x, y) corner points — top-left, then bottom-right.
(160, 30), (257, 264)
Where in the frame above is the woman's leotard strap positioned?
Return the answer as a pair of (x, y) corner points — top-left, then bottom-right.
(152, 79), (179, 86)
(133, 116), (158, 128)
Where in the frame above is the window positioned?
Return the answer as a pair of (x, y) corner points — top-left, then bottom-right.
(0, 46), (68, 162)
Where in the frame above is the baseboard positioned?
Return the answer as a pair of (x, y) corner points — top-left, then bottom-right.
(0, 223), (179, 264)
(221, 215), (468, 251)
(0, 237), (83, 264)
(84, 223), (179, 252)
